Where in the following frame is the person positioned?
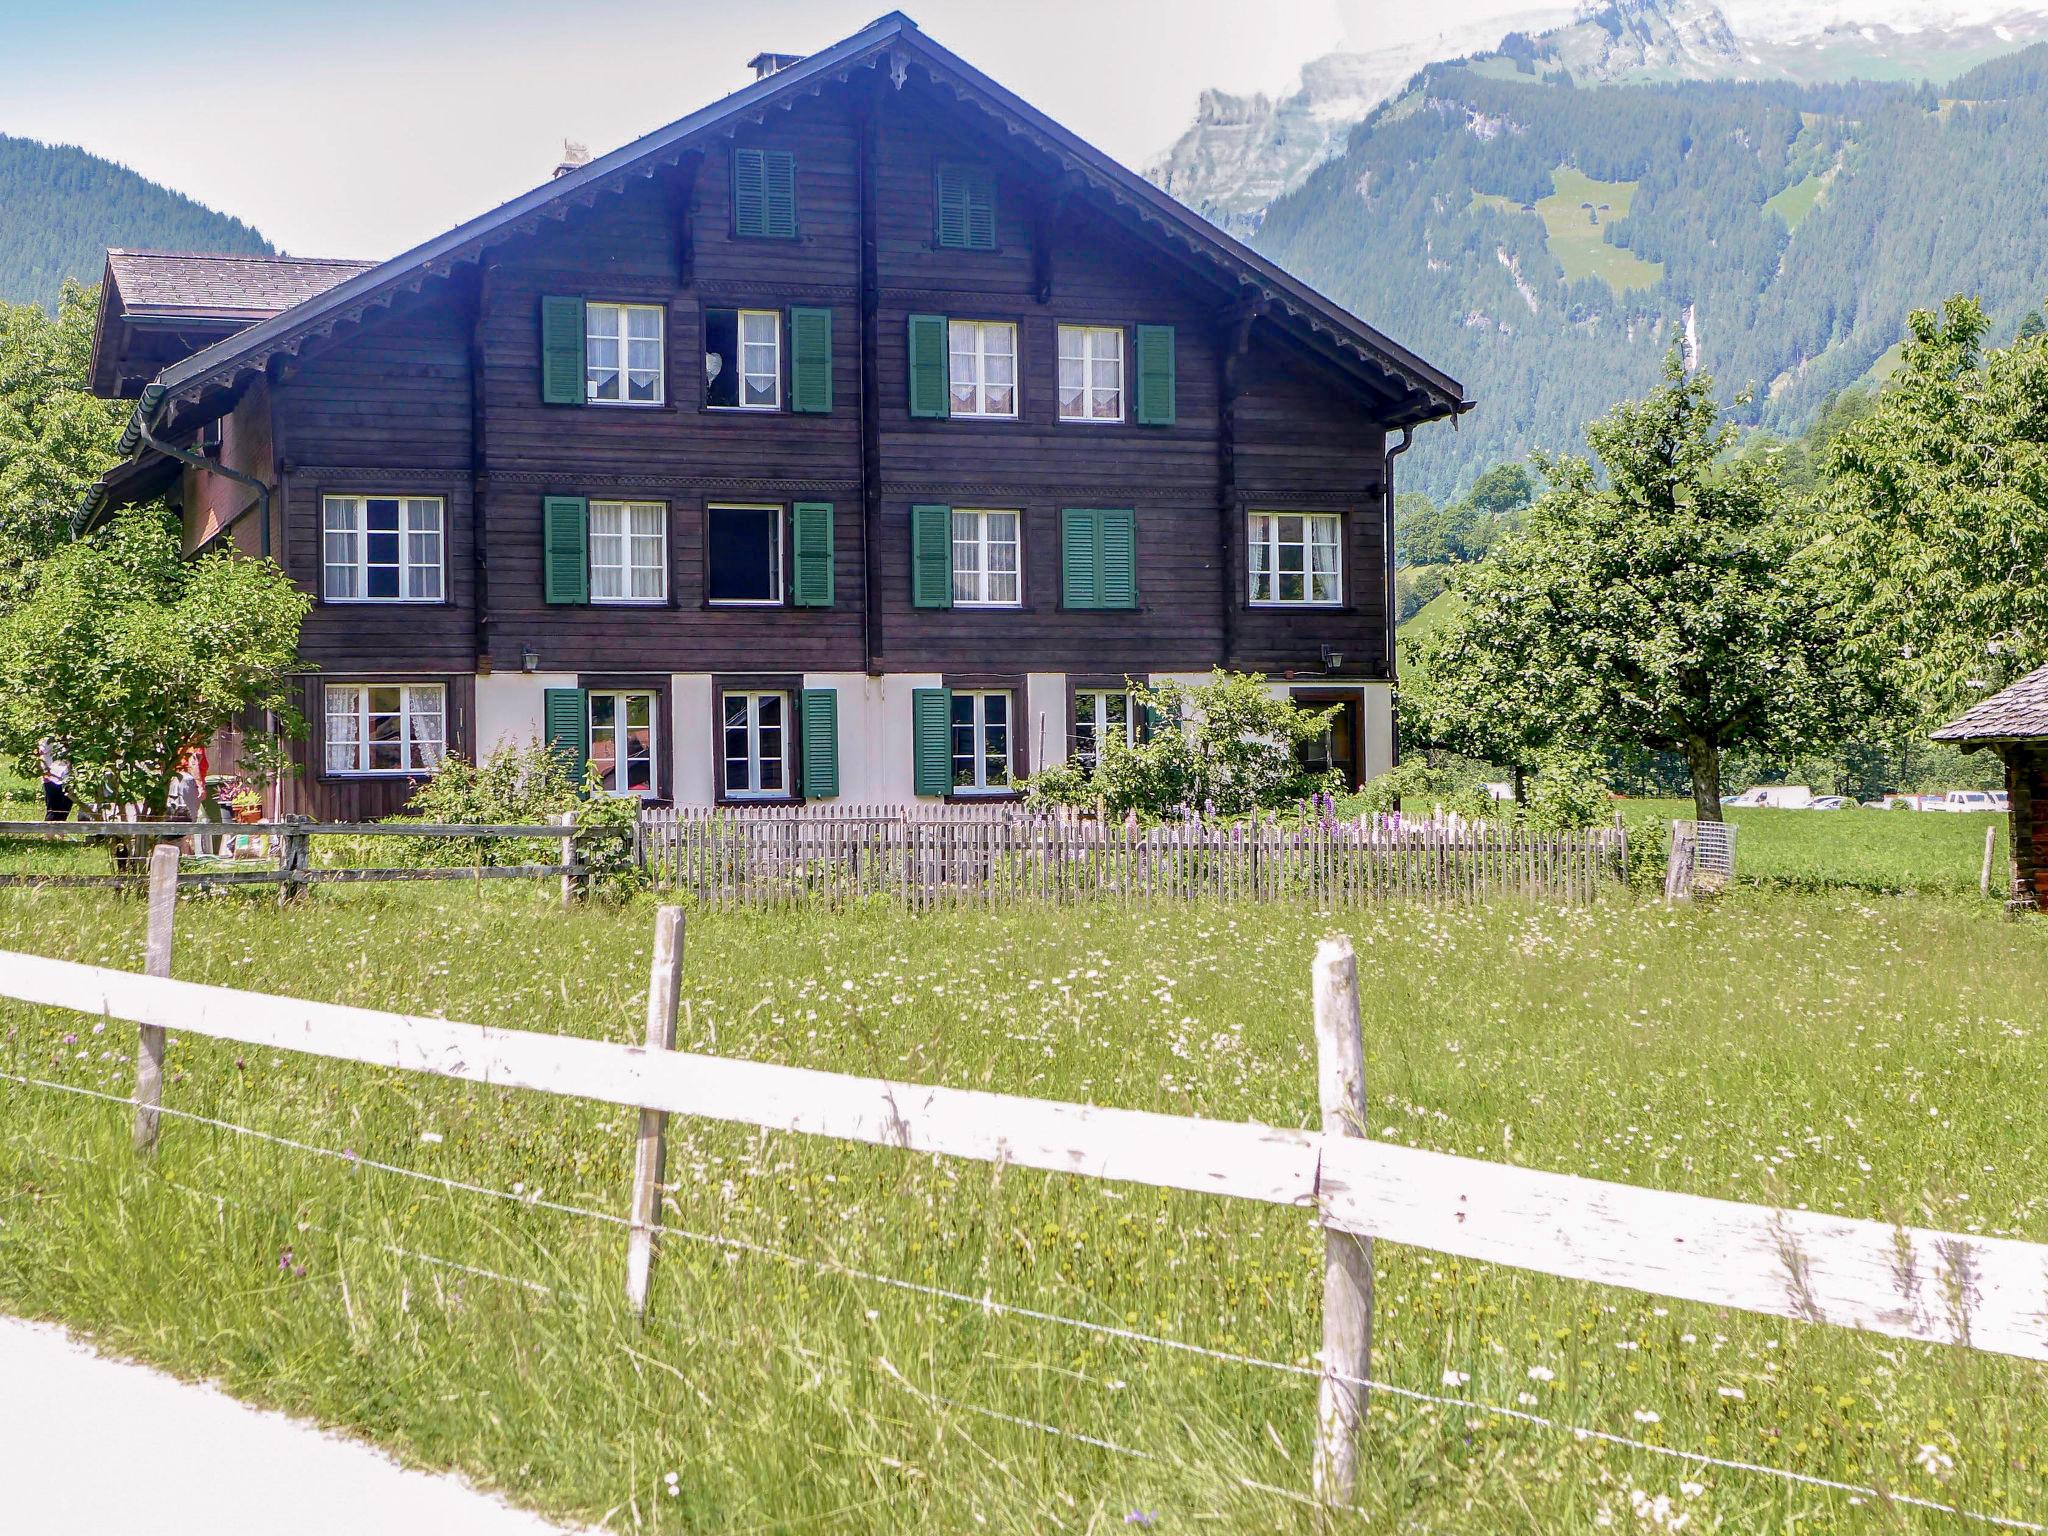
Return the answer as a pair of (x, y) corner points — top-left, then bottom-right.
(37, 739), (72, 822)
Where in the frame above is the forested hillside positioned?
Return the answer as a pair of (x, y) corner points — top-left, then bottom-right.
(1253, 46), (2048, 496)
(0, 135), (271, 309)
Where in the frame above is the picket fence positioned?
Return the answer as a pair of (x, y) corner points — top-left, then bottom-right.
(641, 806), (1627, 909)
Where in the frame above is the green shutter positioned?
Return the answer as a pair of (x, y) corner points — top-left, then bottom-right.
(792, 502), (835, 607)
(543, 688), (589, 784)
(540, 296), (585, 405)
(910, 504), (953, 609)
(1063, 509), (1137, 609)
(789, 306), (833, 413)
(934, 166), (995, 250)
(1135, 324), (1176, 425)
(1098, 508), (1137, 608)
(800, 688), (839, 799)
(907, 314), (950, 418)
(1061, 508), (1100, 609)
(734, 148), (796, 239)
(543, 496), (588, 605)
(912, 687), (953, 797)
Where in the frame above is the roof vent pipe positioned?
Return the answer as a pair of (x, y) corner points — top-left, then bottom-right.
(747, 51), (804, 79)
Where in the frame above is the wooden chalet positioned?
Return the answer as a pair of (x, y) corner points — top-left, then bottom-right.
(1933, 664), (2048, 910)
(82, 11), (1469, 817)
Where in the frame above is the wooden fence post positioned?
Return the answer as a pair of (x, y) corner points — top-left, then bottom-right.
(1312, 934), (1371, 1506)
(625, 905), (684, 1315)
(1663, 820), (1696, 904)
(1982, 822), (1998, 898)
(278, 816), (311, 905)
(133, 842), (179, 1153)
(554, 810), (579, 906)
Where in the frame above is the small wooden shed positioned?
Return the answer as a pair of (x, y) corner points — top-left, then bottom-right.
(1932, 664), (2048, 910)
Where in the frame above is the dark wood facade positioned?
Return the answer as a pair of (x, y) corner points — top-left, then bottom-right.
(90, 14), (1462, 814)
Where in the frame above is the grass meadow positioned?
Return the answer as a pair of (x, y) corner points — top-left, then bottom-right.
(3, 848), (2047, 1532)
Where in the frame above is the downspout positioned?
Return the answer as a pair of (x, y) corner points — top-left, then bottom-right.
(137, 404), (273, 559)
(1382, 424), (1415, 768)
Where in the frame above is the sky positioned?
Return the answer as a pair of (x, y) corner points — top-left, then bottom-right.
(0, 0), (1572, 259)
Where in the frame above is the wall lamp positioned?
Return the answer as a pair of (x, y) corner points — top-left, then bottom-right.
(521, 646), (540, 674)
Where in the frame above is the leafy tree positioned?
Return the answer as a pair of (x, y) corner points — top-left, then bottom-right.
(1025, 670), (1338, 819)
(1820, 296), (2048, 719)
(1463, 461), (1537, 517)
(2017, 306), (2046, 341)
(0, 280), (127, 606)
(1413, 351), (1864, 821)
(0, 512), (309, 820)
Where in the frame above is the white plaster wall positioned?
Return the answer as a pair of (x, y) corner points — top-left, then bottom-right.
(474, 672), (571, 758)
(1363, 682), (1395, 781)
(1026, 673), (1067, 767)
(671, 674), (715, 807)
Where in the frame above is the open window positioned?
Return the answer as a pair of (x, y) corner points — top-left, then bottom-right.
(705, 309), (782, 409)
(706, 504), (783, 605)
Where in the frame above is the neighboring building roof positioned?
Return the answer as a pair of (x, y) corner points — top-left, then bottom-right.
(106, 251), (376, 321)
(1932, 665), (2048, 743)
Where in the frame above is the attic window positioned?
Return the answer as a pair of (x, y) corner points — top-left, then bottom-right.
(934, 165), (996, 250)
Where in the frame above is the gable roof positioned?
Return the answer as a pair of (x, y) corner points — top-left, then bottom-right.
(1932, 665), (2048, 743)
(87, 10), (1467, 507)
(106, 251), (377, 320)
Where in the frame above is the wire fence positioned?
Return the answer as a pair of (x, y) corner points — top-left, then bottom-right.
(4, 1064), (2039, 1534)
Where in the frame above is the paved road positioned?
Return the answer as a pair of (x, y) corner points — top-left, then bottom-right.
(0, 1315), (580, 1534)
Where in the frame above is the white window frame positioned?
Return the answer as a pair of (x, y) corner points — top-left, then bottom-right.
(721, 690), (792, 801)
(1057, 324), (1125, 423)
(950, 689), (1014, 796)
(323, 682), (446, 777)
(1072, 688), (1141, 771)
(705, 503), (784, 607)
(589, 501), (668, 604)
(321, 495), (444, 603)
(1248, 511), (1344, 607)
(950, 508), (1021, 608)
(705, 308), (782, 411)
(588, 690), (659, 799)
(585, 302), (665, 407)
(947, 320), (1018, 418)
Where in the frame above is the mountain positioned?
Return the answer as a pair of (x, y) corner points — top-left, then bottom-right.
(0, 134), (272, 309)
(1153, 1), (2048, 235)
(1152, 3), (2048, 496)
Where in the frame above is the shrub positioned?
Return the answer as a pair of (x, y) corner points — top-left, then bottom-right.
(1525, 749), (1613, 834)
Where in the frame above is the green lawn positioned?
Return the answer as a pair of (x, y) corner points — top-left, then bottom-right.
(1624, 799), (2006, 897)
(3, 874), (2045, 1532)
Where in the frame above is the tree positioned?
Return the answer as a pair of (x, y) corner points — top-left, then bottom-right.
(0, 280), (127, 606)
(1413, 351), (1864, 821)
(0, 513), (309, 820)
(1025, 670), (1339, 819)
(1820, 296), (2048, 720)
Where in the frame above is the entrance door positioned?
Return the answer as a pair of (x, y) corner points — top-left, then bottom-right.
(1293, 691), (1364, 792)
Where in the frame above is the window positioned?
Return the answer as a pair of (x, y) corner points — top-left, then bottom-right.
(950, 509), (1020, 607)
(723, 691), (790, 799)
(322, 496), (443, 601)
(1073, 689), (1141, 772)
(1248, 512), (1343, 605)
(705, 308), (781, 409)
(590, 501), (667, 602)
(586, 302), (663, 405)
(950, 690), (1013, 794)
(1058, 325), (1124, 422)
(589, 691), (657, 797)
(948, 321), (1017, 417)
(934, 164), (997, 250)
(707, 505), (782, 605)
(324, 684), (445, 775)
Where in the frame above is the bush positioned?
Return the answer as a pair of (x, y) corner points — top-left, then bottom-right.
(1525, 749), (1612, 834)
(1355, 759), (1498, 824)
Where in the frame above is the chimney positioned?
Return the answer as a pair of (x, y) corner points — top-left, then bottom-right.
(552, 140), (591, 179)
(747, 51), (804, 80)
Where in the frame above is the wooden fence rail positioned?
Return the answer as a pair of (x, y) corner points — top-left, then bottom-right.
(641, 807), (1627, 908)
(3, 911), (2044, 1499)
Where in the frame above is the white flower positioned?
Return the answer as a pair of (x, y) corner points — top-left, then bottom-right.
(1632, 1409), (1661, 1425)
(1528, 1365), (1556, 1381)
(1679, 1482), (1704, 1498)
(1517, 1391), (1539, 1406)
(419, 1131), (443, 1144)
(1914, 1444), (1955, 1480)
(1442, 1369), (1470, 1387)
(1717, 1386), (1745, 1400)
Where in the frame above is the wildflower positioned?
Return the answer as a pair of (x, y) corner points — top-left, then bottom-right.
(1632, 1409), (1660, 1425)
(1441, 1369), (1469, 1387)
(1717, 1386), (1744, 1401)
(419, 1131), (443, 1144)
(1528, 1365), (1556, 1382)
(1517, 1392), (1539, 1406)
(1914, 1444), (1955, 1480)
(665, 1471), (680, 1499)
(1679, 1483), (1704, 1498)
(1124, 1512), (1156, 1527)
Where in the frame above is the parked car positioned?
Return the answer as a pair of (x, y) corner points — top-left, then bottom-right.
(1807, 796), (1851, 810)
(1933, 790), (2000, 813)
(1721, 785), (1814, 809)
(1878, 793), (1942, 811)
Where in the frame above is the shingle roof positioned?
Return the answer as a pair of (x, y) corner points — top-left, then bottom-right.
(107, 250), (376, 319)
(1932, 665), (2048, 741)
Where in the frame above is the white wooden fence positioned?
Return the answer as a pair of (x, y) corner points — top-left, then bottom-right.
(1, 854), (2042, 1505)
(642, 806), (1626, 908)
